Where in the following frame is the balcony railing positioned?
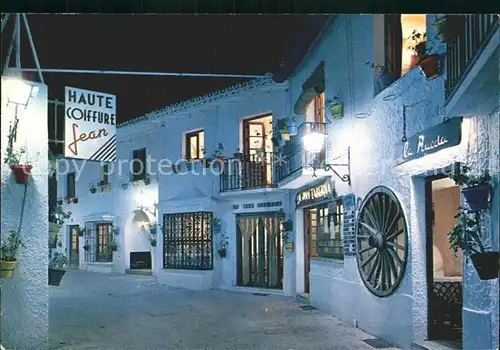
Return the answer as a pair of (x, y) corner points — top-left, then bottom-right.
(219, 152), (277, 192)
(275, 141), (323, 183)
(445, 14), (499, 100)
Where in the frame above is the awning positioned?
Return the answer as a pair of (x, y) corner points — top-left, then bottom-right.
(293, 62), (325, 115)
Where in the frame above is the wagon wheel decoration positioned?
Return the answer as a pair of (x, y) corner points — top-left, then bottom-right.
(355, 186), (408, 297)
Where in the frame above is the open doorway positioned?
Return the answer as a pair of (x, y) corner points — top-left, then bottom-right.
(426, 176), (463, 345)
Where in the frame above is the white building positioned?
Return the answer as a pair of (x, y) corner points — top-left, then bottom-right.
(53, 14), (499, 350)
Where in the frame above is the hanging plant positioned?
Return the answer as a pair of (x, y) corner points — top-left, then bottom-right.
(0, 230), (25, 279)
(4, 147), (33, 185)
(89, 182), (97, 193)
(48, 252), (68, 286)
(78, 227), (85, 237)
(110, 239), (118, 252)
(325, 96), (343, 120)
(83, 244), (90, 251)
(449, 165), (492, 211)
(150, 237), (157, 247)
(217, 232), (229, 258)
(448, 207), (499, 280)
(113, 226), (120, 236)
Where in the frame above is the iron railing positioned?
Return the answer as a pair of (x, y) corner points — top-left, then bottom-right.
(84, 222), (113, 263)
(275, 141), (323, 183)
(445, 14), (498, 100)
(219, 152), (277, 192)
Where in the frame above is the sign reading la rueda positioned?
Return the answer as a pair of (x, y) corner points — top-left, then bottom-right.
(64, 87), (117, 162)
(397, 117), (462, 165)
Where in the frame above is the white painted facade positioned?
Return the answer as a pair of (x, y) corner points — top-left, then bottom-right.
(53, 14), (499, 350)
(1, 78), (49, 348)
(283, 14), (499, 350)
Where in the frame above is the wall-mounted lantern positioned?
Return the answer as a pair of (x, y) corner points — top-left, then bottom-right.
(4, 77), (39, 108)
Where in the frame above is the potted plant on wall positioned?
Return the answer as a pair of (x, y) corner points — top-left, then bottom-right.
(408, 30), (441, 79)
(448, 207), (499, 280)
(3, 146), (33, 185)
(78, 227), (85, 237)
(50, 205), (72, 240)
(110, 239), (118, 252)
(48, 252), (68, 286)
(149, 237), (157, 247)
(449, 165), (492, 211)
(218, 232), (229, 258)
(325, 96), (343, 119)
(89, 182), (97, 194)
(113, 226), (120, 236)
(0, 230), (25, 279)
(365, 61), (397, 92)
(149, 222), (159, 235)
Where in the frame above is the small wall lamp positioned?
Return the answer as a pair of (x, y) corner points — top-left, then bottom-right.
(284, 120), (351, 185)
(4, 77), (39, 108)
(132, 204), (156, 225)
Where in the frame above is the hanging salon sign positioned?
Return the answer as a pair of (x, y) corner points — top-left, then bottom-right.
(397, 117), (462, 165)
(296, 177), (335, 209)
(64, 87), (116, 162)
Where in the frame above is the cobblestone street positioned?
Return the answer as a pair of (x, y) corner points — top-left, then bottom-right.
(48, 270), (396, 350)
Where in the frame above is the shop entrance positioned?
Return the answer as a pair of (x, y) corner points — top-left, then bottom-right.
(236, 213), (283, 289)
(425, 175), (463, 344)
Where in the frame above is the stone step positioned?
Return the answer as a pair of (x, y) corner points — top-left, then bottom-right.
(125, 269), (152, 276)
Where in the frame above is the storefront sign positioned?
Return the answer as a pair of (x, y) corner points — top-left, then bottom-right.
(64, 86), (116, 162)
(295, 178), (334, 209)
(233, 201), (282, 210)
(398, 117), (462, 165)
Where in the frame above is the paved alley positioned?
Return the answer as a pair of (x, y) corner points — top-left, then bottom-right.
(48, 270), (397, 350)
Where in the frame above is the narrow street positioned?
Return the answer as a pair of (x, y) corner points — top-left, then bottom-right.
(49, 270), (396, 349)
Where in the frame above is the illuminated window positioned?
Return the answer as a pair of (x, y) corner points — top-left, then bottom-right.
(186, 130), (204, 160)
(401, 14), (427, 75)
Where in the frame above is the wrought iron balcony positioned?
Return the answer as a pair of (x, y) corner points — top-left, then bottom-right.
(445, 14), (499, 100)
(219, 152), (277, 192)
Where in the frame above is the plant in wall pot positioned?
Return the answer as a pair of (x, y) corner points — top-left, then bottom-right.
(0, 230), (25, 279)
(48, 252), (68, 286)
(325, 96), (343, 120)
(3, 146), (33, 185)
(113, 226), (120, 236)
(218, 232), (229, 258)
(89, 182), (97, 194)
(78, 227), (85, 237)
(149, 223), (159, 235)
(149, 237), (157, 247)
(110, 239), (118, 252)
(449, 165), (492, 211)
(448, 207), (499, 280)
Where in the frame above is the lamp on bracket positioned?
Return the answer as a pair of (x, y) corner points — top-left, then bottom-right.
(284, 120), (351, 186)
(132, 203), (157, 227)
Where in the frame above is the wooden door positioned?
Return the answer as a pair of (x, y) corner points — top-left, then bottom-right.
(304, 208), (320, 293)
(68, 225), (79, 267)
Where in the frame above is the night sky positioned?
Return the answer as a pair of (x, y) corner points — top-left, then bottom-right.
(1, 14), (309, 124)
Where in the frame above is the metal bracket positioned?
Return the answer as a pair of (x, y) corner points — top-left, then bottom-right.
(310, 147), (351, 186)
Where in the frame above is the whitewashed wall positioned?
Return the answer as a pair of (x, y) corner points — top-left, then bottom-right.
(1, 79), (49, 348)
(287, 14), (499, 349)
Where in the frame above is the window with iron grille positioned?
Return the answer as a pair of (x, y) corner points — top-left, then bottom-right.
(66, 172), (76, 199)
(316, 198), (344, 260)
(185, 130), (204, 160)
(163, 212), (213, 270)
(84, 222), (113, 263)
(131, 148), (147, 181)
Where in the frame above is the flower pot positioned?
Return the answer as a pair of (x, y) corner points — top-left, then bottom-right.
(218, 248), (227, 258)
(0, 260), (17, 279)
(89, 188), (96, 193)
(376, 73), (396, 91)
(327, 103), (343, 119)
(49, 222), (62, 237)
(461, 184), (490, 211)
(470, 252), (499, 280)
(10, 165), (32, 184)
(410, 54), (420, 68)
(48, 268), (66, 286)
(418, 54), (441, 79)
(72, 198), (79, 204)
(282, 220), (293, 232)
(150, 226), (157, 235)
(150, 239), (157, 247)
(285, 242), (294, 252)
(57, 200), (63, 205)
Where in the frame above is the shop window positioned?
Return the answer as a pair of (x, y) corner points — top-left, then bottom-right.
(66, 172), (76, 199)
(185, 130), (204, 160)
(101, 163), (109, 185)
(316, 198), (344, 260)
(131, 148), (147, 181)
(84, 222), (113, 263)
(163, 212), (213, 270)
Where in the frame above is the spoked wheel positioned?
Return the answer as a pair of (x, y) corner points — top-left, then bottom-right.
(355, 186), (408, 297)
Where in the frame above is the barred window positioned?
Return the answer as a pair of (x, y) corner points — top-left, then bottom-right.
(84, 222), (113, 263)
(131, 148), (147, 181)
(316, 199), (344, 260)
(163, 212), (213, 270)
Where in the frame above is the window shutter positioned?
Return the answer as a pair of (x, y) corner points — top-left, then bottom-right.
(385, 14), (402, 78)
